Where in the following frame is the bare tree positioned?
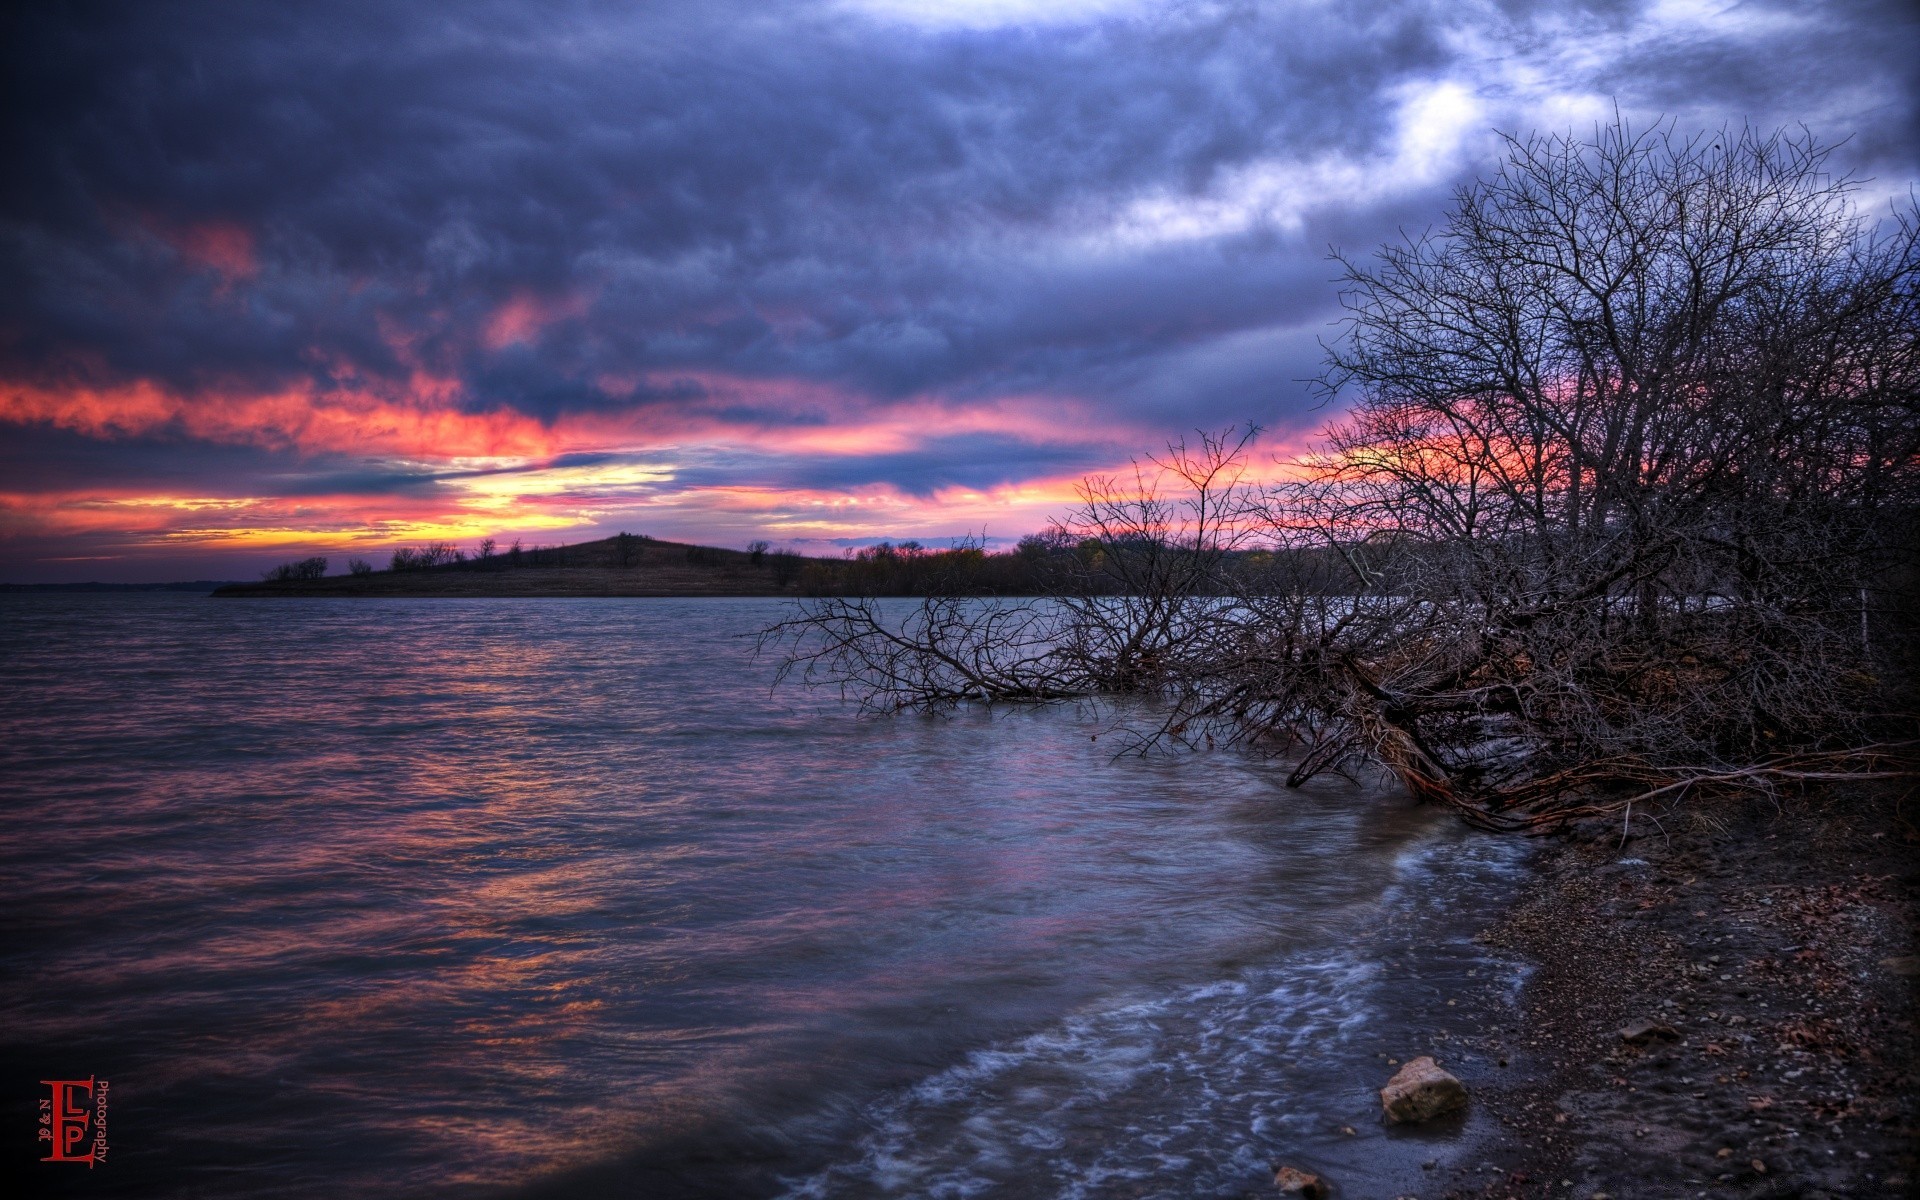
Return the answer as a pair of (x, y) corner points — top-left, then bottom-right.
(765, 117), (1920, 829)
(770, 549), (803, 588)
(1231, 118), (1920, 824)
(760, 429), (1257, 707)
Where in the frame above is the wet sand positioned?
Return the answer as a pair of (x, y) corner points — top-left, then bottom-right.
(1428, 787), (1918, 1200)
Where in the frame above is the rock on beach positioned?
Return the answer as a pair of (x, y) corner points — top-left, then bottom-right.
(1379, 1055), (1468, 1124)
(1615, 1017), (1679, 1045)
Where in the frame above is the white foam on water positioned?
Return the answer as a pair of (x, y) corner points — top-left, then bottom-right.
(778, 828), (1533, 1200)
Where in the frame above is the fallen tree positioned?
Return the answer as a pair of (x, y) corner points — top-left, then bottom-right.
(764, 116), (1920, 830)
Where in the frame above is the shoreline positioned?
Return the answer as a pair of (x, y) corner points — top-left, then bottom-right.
(207, 565), (802, 598)
(1427, 788), (1918, 1199)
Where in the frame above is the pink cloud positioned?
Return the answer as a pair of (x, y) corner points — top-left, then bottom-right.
(173, 221), (258, 281)
(483, 291), (593, 351)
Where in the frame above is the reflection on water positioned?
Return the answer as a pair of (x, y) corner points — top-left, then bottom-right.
(0, 595), (1521, 1199)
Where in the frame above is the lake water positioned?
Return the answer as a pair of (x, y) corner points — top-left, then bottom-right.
(1, 595), (1528, 1198)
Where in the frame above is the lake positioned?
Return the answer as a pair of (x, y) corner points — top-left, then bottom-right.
(1, 595), (1526, 1198)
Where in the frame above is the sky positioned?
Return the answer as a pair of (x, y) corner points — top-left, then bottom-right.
(2, 0), (1916, 582)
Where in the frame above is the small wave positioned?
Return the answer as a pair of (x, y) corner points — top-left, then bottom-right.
(778, 830), (1531, 1200)
(780, 953), (1379, 1200)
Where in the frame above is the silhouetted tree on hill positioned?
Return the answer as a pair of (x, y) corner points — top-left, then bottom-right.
(263, 556), (329, 582)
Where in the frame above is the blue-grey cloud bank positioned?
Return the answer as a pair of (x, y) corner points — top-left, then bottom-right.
(2, 0), (1914, 580)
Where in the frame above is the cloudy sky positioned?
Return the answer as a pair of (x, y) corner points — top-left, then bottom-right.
(3, 0), (1915, 581)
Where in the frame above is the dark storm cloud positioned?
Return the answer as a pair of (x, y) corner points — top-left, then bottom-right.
(2, 0), (1456, 409)
(2, 0), (1915, 513)
(1588, 0), (1920, 162)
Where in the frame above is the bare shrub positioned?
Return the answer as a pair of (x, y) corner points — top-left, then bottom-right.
(770, 550), (803, 587)
(262, 556), (328, 582)
(391, 542), (460, 571)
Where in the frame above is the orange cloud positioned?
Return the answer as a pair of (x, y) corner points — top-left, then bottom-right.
(1, 365), (1138, 469)
(0, 378), (561, 458)
(2, 364), (1246, 574)
(0, 485), (582, 554)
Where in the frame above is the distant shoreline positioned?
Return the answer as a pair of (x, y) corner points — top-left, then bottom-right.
(0, 580), (243, 594)
(12, 531), (1068, 597)
(210, 567), (801, 598)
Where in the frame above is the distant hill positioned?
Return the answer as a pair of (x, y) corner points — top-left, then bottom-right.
(213, 536), (811, 597)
